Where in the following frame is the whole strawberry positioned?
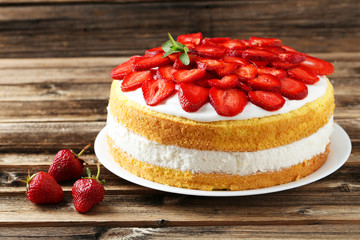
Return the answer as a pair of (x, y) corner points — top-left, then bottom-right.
(25, 172), (64, 204)
(72, 165), (105, 213)
(48, 144), (91, 182)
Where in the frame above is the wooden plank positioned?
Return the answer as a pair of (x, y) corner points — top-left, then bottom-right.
(1, 225), (360, 239)
(1, 161), (359, 195)
(1, 192), (360, 227)
(0, 1), (359, 57)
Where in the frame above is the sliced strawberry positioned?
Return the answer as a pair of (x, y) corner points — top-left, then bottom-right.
(249, 36), (282, 47)
(247, 74), (282, 92)
(237, 81), (252, 92)
(248, 91), (285, 111)
(194, 72), (218, 88)
(240, 39), (251, 47)
(221, 39), (246, 50)
(178, 83), (209, 112)
(215, 62), (239, 77)
(145, 47), (164, 57)
(223, 56), (249, 66)
(279, 52), (306, 63)
(209, 88), (248, 117)
(257, 67), (286, 80)
(242, 49), (279, 61)
(173, 53), (197, 70)
(281, 77), (308, 100)
(111, 56), (142, 80)
(256, 46), (285, 54)
(225, 48), (244, 57)
(287, 67), (319, 84)
(234, 64), (257, 83)
(142, 79), (175, 106)
(133, 54), (172, 71)
(249, 59), (269, 68)
(194, 43), (226, 59)
(208, 74), (239, 89)
(172, 68), (206, 83)
(202, 37), (231, 44)
(150, 68), (158, 79)
(121, 71), (152, 92)
(299, 55), (334, 75)
(196, 58), (223, 70)
(270, 60), (297, 70)
(156, 65), (177, 81)
(177, 32), (203, 46)
(168, 53), (179, 62)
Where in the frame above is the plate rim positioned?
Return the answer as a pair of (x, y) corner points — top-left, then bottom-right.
(94, 123), (352, 197)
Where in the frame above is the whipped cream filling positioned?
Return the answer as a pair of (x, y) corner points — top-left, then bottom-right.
(118, 76), (328, 122)
(107, 112), (333, 176)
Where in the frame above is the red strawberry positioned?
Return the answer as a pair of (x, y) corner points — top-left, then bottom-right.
(248, 91), (285, 111)
(194, 72), (218, 88)
(209, 88), (248, 117)
(278, 52), (306, 63)
(234, 64), (257, 83)
(248, 59), (269, 68)
(178, 83), (209, 112)
(121, 71), (153, 92)
(133, 54), (171, 71)
(223, 56), (249, 66)
(110, 56), (142, 80)
(287, 67), (319, 84)
(145, 47), (164, 57)
(196, 58), (223, 70)
(25, 172), (64, 204)
(215, 62), (239, 77)
(48, 144), (91, 182)
(257, 67), (286, 80)
(247, 74), (282, 92)
(172, 67), (206, 83)
(249, 36), (282, 47)
(281, 77), (308, 100)
(202, 37), (231, 44)
(237, 81), (252, 92)
(270, 60), (297, 70)
(177, 32), (203, 46)
(156, 65), (177, 81)
(72, 165), (105, 213)
(221, 39), (246, 50)
(142, 79), (175, 106)
(208, 74), (239, 89)
(242, 49), (279, 61)
(173, 53), (197, 69)
(299, 55), (334, 75)
(194, 43), (226, 59)
(168, 53), (179, 62)
(257, 46), (285, 54)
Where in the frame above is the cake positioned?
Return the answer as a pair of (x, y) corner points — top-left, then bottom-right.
(106, 33), (335, 191)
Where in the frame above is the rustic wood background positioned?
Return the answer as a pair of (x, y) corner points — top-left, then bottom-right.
(1, 0), (359, 239)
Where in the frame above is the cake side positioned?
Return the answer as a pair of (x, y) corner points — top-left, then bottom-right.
(107, 136), (329, 191)
(108, 78), (334, 152)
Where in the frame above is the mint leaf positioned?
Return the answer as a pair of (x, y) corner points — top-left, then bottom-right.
(161, 40), (173, 52)
(162, 33), (190, 65)
(179, 53), (190, 65)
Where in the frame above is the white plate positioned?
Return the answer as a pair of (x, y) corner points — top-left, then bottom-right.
(95, 123), (351, 197)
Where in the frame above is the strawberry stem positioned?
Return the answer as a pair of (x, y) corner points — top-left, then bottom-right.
(77, 143), (91, 157)
(95, 164), (100, 180)
(86, 168), (92, 178)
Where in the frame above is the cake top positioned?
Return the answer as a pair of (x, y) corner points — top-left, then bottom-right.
(111, 33), (334, 117)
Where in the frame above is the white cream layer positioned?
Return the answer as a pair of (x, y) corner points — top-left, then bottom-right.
(107, 112), (333, 176)
(118, 76), (328, 122)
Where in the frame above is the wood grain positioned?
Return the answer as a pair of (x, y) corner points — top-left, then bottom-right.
(0, 0), (359, 58)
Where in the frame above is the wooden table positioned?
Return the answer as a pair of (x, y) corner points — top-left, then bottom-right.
(1, 1), (359, 239)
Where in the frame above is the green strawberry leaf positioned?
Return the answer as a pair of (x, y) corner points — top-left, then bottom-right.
(161, 33), (191, 65)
